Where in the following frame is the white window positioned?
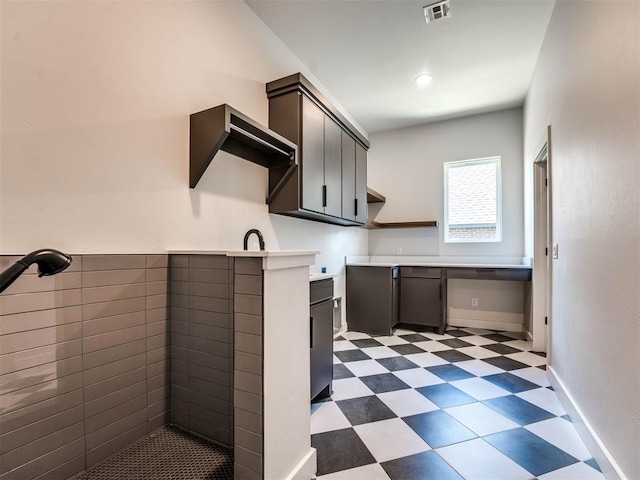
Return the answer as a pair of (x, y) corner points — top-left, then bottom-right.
(443, 156), (502, 243)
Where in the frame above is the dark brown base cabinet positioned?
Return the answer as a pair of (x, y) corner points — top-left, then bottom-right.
(399, 267), (446, 334)
(346, 266), (399, 336)
(310, 278), (334, 400)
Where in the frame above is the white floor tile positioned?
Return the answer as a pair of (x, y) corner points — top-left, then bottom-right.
(333, 340), (358, 352)
(413, 340), (452, 352)
(342, 331), (372, 340)
(377, 389), (439, 417)
(404, 352), (449, 367)
(354, 418), (430, 463)
(330, 377), (375, 401)
(333, 355), (341, 365)
(537, 462), (605, 480)
(360, 346), (401, 359)
(516, 388), (567, 416)
(391, 368), (445, 388)
(420, 331), (454, 340)
(317, 463), (391, 480)
(459, 328), (493, 336)
(499, 331), (527, 340)
(510, 366), (550, 387)
(445, 402), (519, 436)
(450, 377), (511, 401)
(460, 335), (498, 346)
(502, 339), (533, 351)
(457, 346), (499, 359)
(437, 438), (532, 480)
(310, 401), (352, 434)
(525, 417), (593, 461)
(455, 359), (506, 377)
(344, 359), (389, 377)
(506, 351), (547, 367)
(394, 328), (417, 335)
(374, 335), (410, 346)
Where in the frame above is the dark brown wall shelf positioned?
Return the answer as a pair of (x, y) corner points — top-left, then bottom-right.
(366, 221), (439, 229)
(367, 187), (386, 203)
(189, 104), (297, 190)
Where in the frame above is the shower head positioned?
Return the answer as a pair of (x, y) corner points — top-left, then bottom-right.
(0, 249), (73, 294)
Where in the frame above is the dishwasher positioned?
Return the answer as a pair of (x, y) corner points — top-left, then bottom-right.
(399, 266), (446, 334)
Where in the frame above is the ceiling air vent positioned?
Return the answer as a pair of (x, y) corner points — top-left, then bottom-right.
(423, 0), (451, 24)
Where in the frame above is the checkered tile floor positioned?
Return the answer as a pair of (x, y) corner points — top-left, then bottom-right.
(311, 327), (604, 480)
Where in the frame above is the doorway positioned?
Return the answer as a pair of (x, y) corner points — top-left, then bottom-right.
(531, 126), (552, 355)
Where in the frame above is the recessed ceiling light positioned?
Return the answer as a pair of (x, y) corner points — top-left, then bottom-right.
(415, 73), (433, 87)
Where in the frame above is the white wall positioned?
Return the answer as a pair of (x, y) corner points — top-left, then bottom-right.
(367, 108), (524, 257)
(0, 1), (367, 277)
(523, 2), (639, 478)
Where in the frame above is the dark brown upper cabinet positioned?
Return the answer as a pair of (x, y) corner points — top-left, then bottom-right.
(266, 73), (369, 226)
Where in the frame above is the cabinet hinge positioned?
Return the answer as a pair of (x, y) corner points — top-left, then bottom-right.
(354, 198), (358, 217)
(545, 178), (548, 187)
(545, 247), (548, 256)
(544, 316), (548, 325)
(322, 185), (327, 207)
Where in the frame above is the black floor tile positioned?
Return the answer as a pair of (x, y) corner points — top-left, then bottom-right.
(482, 356), (529, 371)
(335, 395), (397, 426)
(483, 395), (557, 425)
(433, 350), (474, 363)
(560, 414), (571, 422)
(482, 343), (522, 355)
(483, 373), (540, 393)
(311, 428), (376, 475)
(399, 333), (430, 343)
(416, 383), (476, 408)
(482, 333), (513, 342)
(426, 364), (476, 382)
(382, 450), (464, 480)
(334, 335), (346, 341)
(389, 344), (427, 355)
(351, 338), (384, 348)
(445, 329), (474, 338)
(403, 410), (476, 448)
(585, 458), (602, 472)
(334, 349), (371, 363)
(333, 363), (355, 380)
(376, 356), (419, 371)
(359, 373), (410, 394)
(485, 428), (579, 476)
(439, 338), (474, 349)
(538, 364), (547, 370)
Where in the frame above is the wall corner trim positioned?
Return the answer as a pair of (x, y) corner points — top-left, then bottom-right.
(547, 366), (628, 480)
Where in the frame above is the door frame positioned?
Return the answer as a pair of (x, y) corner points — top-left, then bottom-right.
(531, 125), (553, 355)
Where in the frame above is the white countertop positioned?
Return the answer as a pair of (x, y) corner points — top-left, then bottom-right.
(345, 255), (532, 269)
(168, 249), (320, 257)
(309, 272), (336, 282)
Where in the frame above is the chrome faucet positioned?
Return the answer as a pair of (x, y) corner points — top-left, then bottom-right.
(243, 229), (265, 251)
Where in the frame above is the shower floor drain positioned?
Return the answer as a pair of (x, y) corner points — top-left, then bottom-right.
(77, 425), (233, 480)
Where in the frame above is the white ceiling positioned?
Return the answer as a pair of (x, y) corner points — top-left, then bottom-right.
(246, 0), (555, 134)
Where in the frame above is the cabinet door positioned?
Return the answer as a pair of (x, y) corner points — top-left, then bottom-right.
(324, 116), (342, 218)
(301, 96), (325, 214)
(355, 143), (368, 224)
(400, 277), (441, 327)
(310, 299), (333, 400)
(341, 132), (356, 221)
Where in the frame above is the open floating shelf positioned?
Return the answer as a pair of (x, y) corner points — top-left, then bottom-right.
(365, 220), (439, 229)
(189, 104), (297, 190)
(366, 187), (386, 203)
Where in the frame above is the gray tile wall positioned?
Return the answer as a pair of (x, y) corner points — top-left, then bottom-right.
(0, 254), (170, 479)
(233, 257), (264, 480)
(169, 255), (234, 447)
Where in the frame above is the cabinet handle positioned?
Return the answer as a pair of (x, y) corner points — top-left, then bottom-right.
(354, 198), (358, 217)
(310, 316), (314, 348)
(322, 186), (327, 207)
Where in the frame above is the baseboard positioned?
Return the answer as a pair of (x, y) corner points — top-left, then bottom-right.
(448, 307), (523, 333)
(285, 447), (316, 480)
(547, 367), (627, 480)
